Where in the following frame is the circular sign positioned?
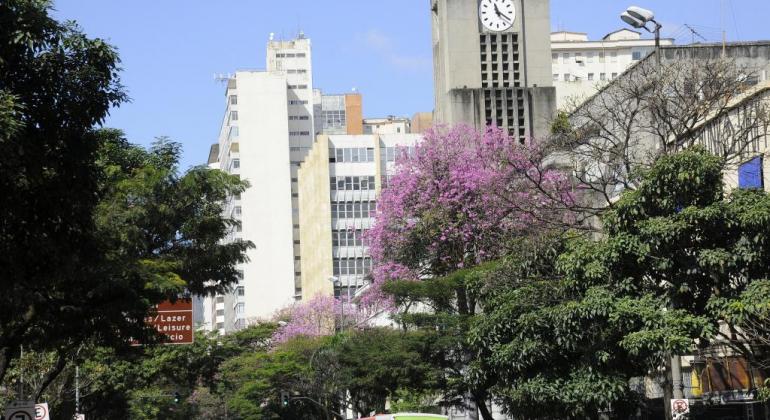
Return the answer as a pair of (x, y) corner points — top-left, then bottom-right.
(35, 404), (48, 420)
(672, 398), (689, 414)
(9, 410), (33, 420)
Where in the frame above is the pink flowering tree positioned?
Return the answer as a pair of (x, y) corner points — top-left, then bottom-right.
(366, 124), (572, 291)
(272, 294), (382, 344)
(362, 124), (573, 420)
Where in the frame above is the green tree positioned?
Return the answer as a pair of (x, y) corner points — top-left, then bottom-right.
(0, 0), (126, 381)
(471, 148), (770, 418)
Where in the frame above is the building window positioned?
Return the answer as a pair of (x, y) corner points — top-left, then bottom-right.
(587, 52), (594, 63)
(562, 53), (569, 63)
(632, 51), (642, 61)
(551, 53), (558, 64)
(600, 73), (606, 81)
(233, 206), (242, 217)
(216, 309), (225, 316)
(599, 52), (605, 63)
(216, 322), (224, 330)
(611, 72), (618, 79)
(738, 156), (764, 189)
(230, 111), (238, 122)
(231, 159), (240, 169)
(610, 52), (618, 63)
(289, 100), (308, 105)
(553, 74), (559, 81)
(563, 74), (570, 82)
(216, 295), (225, 303)
(587, 73), (594, 81)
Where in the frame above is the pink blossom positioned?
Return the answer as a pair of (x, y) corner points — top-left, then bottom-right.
(363, 124), (573, 304)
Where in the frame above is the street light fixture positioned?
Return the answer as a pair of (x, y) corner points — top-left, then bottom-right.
(328, 276), (345, 331)
(620, 6), (663, 64)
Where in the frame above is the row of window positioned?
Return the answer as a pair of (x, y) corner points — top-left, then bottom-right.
(331, 201), (377, 219)
(276, 52), (307, 58)
(332, 229), (369, 247)
(288, 115), (310, 121)
(286, 69), (308, 74)
(289, 100), (309, 105)
(555, 72), (618, 82)
(552, 51), (621, 64)
(322, 110), (346, 129)
(330, 176), (377, 191)
(290, 131), (310, 136)
(229, 95), (237, 105)
(331, 147), (375, 163)
(333, 257), (373, 276)
(381, 146), (415, 162)
(288, 84), (308, 89)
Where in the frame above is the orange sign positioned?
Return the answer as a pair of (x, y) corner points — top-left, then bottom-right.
(132, 299), (194, 345)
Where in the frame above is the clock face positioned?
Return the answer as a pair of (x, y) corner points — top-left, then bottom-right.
(479, 0), (515, 32)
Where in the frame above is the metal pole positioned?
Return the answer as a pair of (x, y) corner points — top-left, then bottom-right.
(654, 22), (662, 67)
(18, 345), (23, 400)
(75, 365), (80, 414)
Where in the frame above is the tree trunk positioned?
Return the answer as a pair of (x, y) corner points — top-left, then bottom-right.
(0, 346), (12, 385)
(34, 351), (68, 401)
(475, 396), (494, 420)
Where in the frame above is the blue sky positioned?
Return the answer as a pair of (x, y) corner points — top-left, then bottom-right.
(52, 0), (769, 170)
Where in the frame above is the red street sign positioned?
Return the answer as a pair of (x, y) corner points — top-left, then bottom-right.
(131, 299), (194, 345)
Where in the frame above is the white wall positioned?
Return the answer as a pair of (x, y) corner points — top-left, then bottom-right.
(236, 71), (297, 321)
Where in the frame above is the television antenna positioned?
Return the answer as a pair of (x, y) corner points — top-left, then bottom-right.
(214, 73), (233, 84)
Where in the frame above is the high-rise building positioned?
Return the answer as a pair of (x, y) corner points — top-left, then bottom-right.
(550, 29), (674, 109)
(202, 35), (314, 334)
(312, 90), (364, 136)
(431, 0), (555, 142)
(297, 134), (421, 299)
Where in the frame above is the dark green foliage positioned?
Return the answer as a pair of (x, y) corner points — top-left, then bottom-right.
(471, 148), (770, 418)
(0, 0), (126, 382)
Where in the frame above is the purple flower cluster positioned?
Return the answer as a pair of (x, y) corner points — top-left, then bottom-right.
(364, 124), (572, 302)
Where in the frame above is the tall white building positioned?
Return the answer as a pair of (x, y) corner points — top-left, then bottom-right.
(551, 28), (674, 109)
(203, 35), (314, 334)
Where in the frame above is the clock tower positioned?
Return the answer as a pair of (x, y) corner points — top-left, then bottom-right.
(431, 0), (555, 142)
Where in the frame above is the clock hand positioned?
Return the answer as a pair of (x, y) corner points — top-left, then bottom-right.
(493, 4), (512, 23)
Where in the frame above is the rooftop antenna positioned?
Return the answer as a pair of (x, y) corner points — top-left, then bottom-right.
(214, 73), (231, 84)
(683, 24), (707, 44)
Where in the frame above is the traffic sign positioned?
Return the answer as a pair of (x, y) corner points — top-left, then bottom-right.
(671, 398), (690, 419)
(4, 401), (35, 420)
(34, 403), (50, 420)
(131, 299), (194, 345)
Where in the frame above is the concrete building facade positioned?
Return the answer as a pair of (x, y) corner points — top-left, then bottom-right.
(551, 29), (674, 109)
(297, 134), (421, 300)
(363, 116), (411, 135)
(431, 0), (555, 142)
(411, 112), (434, 134)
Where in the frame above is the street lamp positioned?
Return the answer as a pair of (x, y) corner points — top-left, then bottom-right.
(328, 276), (344, 330)
(620, 6), (662, 64)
